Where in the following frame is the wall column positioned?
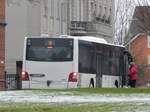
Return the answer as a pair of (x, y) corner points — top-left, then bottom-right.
(0, 0), (6, 90)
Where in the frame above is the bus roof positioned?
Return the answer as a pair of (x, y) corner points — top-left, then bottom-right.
(59, 35), (125, 48)
(26, 35), (125, 48)
(59, 35), (107, 44)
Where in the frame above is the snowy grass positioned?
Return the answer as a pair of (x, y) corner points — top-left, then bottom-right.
(0, 103), (150, 112)
(1, 88), (150, 112)
(31, 88), (150, 94)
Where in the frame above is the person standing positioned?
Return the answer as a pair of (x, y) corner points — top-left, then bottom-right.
(129, 62), (138, 88)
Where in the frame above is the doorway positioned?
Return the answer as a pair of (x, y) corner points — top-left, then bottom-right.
(96, 54), (102, 87)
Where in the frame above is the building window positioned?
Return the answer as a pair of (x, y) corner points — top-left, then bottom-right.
(61, 3), (66, 21)
(56, 2), (60, 20)
(50, 0), (54, 18)
(79, 40), (96, 74)
(148, 55), (150, 65)
(99, 5), (102, 17)
(43, 0), (48, 18)
(147, 34), (150, 48)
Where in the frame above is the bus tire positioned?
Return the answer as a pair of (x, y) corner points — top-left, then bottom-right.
(89, 78), (94, 88)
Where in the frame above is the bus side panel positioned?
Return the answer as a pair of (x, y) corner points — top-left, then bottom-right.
(73, 38), (78, 72)
(102, 75), (120, 88)
(67, 38), (79, 88)
(78, 73), (96, 88)
(22, 37), (27, 72)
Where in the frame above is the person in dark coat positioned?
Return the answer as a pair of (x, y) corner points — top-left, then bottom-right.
(129, 62), (138, 88)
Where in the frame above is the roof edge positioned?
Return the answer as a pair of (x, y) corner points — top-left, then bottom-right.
(124, 33), (145, 46)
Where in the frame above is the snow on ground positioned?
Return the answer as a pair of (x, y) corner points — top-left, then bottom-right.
(0, 90), (150, 104)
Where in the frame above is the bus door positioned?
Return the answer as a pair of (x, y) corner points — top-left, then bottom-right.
(96, 54), (102, 87)
(122, 50), (133, 87)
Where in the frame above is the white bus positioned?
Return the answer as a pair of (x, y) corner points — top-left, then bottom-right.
(21, 35), (129, 89)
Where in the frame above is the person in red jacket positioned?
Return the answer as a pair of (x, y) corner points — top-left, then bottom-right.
(129, 62), (138, 88)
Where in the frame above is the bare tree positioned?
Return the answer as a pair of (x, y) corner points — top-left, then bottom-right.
(115, 0), (150, 45)
(129, 0), (150, 56)
(115, 0), (135, 45)
(125, 0), (150, 86)
(124, 0), (150, 44)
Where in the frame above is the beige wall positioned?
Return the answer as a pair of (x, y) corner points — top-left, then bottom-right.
(5, 0), (41, 74)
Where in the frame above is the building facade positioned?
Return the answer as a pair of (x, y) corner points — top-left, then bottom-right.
(5, 0), (115, 84)
(41, 0), (115, 43)
(68, 0), (115, 43)
(125, 6), (150, 44)
(127, 33), (150, 87)
(6, 0), (41, 74)
(0, 0), (6, 90)
(40, 0), (68, 36)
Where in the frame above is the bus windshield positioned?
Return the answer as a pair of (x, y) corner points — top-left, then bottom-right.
(26, 38), (73, 61)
